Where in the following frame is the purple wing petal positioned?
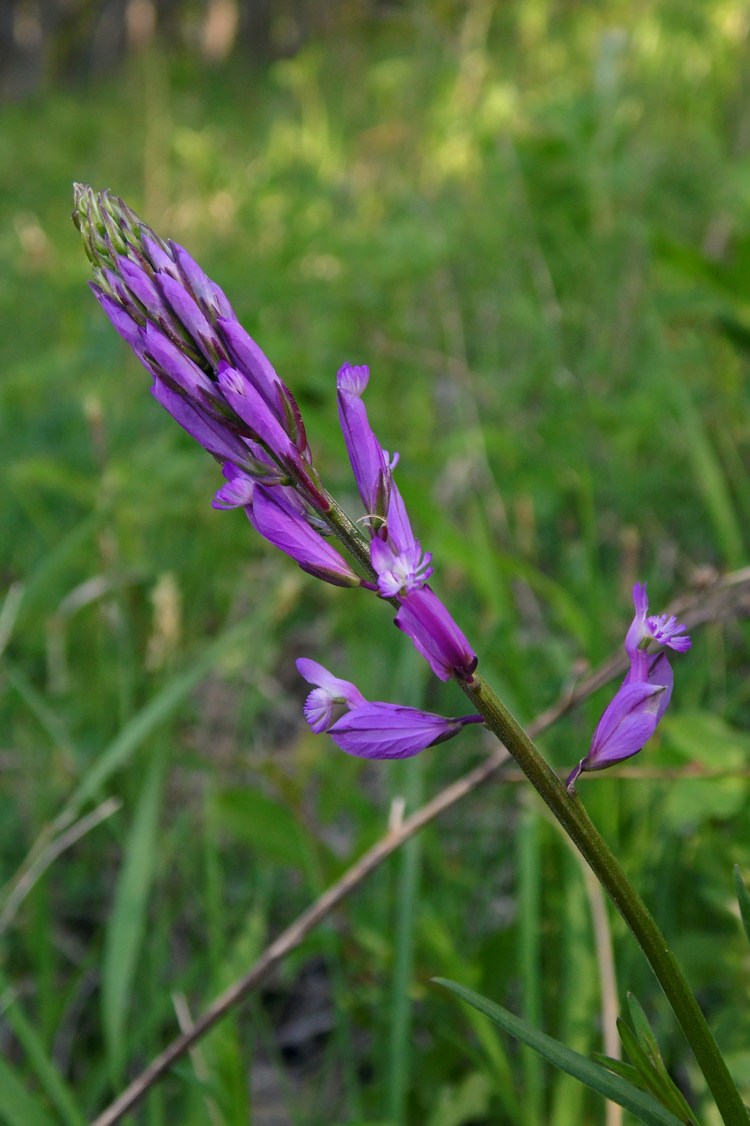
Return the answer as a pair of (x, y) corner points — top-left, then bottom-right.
(328, 703), (469, 759)
(150, 378), (251, 463)
(250, 488), (360, 587)
(170, 241), (234, 319)
(394, 587), (477, 681)
(337, 363), (391, 521)
(586, 681), (665, 769)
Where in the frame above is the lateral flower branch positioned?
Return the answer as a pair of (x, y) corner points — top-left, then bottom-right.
(74, 186), (748, 1125)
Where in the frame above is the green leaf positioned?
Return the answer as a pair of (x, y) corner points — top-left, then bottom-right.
(610, 1000), (696, 1124)
(0, 992), (85, 1126)
(733, 866), (750, 947)
(592, 1053), (649, 1090)
(626, 995), (665, 1068)
(102, 748), (166, 1081)
(617, 1019), (695, 1122)
(434, 980), (687, 1126)
(0, 1054), (57, 1126)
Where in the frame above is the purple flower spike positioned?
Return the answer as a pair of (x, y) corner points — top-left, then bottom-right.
(297, 658), (483, 759)
(395, 587), (477, 682)
(74, 184), (326, 511)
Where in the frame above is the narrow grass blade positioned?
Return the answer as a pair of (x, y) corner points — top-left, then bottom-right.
(102, 746), (166, 1081)
(433, 980), (686, 1126)
(1, 991), (85, 1126)
(669, 378), (745, 568)
(625, 995), (665, 1066)
(616, 1019), (696, 1123)
(518, 807), (543, 1124)
(550, 851), (596, 1126)
(0, 1054), (57, 1126)
(732, 865), (750, 946)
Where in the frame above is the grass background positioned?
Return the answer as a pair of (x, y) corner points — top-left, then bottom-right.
(3, 1), (750, 1122)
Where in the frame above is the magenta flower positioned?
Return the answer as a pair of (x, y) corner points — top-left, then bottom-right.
(73, 185), (326, 511)
(625, 582), (691, 680)
(566, 585), (690, 790)
(370, 537), (433, 598)
(297, 659), (483, 759)
(336, 361), (433, 598)
(394, 587), (477, 682)
(212, 466), (361, 588)
(337, 363), (393, 524)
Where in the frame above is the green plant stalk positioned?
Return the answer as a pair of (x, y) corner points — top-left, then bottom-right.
(460, 671), (748, 1126)
(323, 493), (378, 576)
(316, 500), (746, 1121)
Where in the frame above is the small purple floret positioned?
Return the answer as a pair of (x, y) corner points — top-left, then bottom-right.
(567, 584), (690, 790)
(337, 362), (392, 523)
(625, 582), (691, 662)
(370, 537), (433, 597)
(394, 587), (477, 682)
(246, 483), (361, 588)
(296, 658), (482, 759)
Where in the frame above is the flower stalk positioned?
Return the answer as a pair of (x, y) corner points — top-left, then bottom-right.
(459, 671), (749, 1126)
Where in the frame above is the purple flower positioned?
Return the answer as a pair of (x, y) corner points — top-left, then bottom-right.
(566, 584), (690, 790)
(370, 537), (433, 598)
(336, 361), (432, 598)
(565, 657), (672, 789)
(74, 184), (327, 511)
(297, 658), (483, 759)
(151, 379), (255, 467)
(625, 582), (691, 674)
(337, 363), (392, 525)
(212, 467), (361, 588)
(394, 587), (477, 682)
(296, 659), (368, 731)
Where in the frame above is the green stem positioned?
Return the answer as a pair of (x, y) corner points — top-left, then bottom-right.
(322, 493), (378, 578)
(460, 671), (748, 1125)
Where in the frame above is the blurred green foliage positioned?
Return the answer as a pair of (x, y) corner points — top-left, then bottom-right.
(3, 1), (750, 1122)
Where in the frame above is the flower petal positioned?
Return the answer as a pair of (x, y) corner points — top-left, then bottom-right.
(250, 489), (361, 587)
(394, 587), (477, 681)
(337, 362), (391, 522)
(328, 703), (477, 759)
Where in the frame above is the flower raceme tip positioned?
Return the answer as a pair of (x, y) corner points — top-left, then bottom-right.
(74, 183), (327, 510)
(297, 659), (483, 759)
(566, 585), (690, 790)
